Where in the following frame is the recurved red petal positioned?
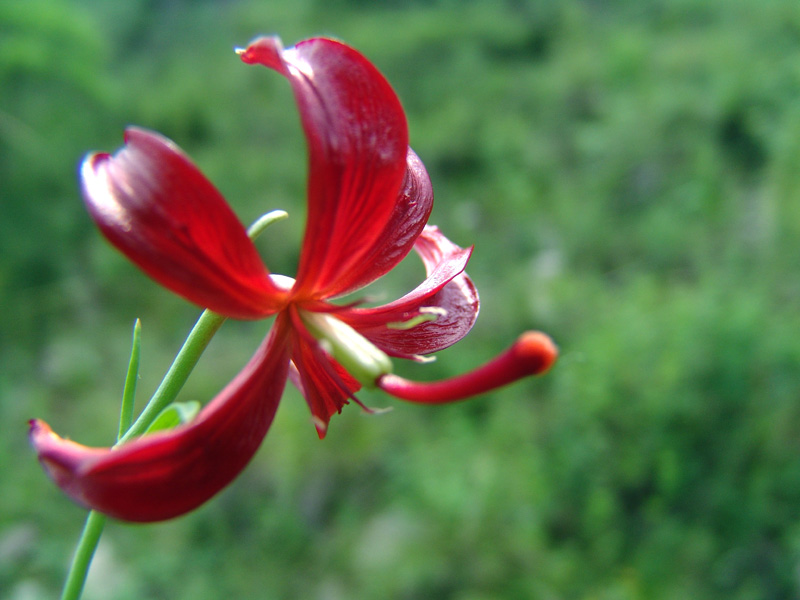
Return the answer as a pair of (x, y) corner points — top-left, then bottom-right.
(339, 226), (480, 358)
(378, 331), (558, 404)
(238, 37), (410, 299)
(82, 128), (286, 319)
(323, 147), (434, 297)
(29, 317), (292, 522)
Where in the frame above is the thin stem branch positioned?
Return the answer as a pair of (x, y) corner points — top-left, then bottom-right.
(59, 511), (107, 600)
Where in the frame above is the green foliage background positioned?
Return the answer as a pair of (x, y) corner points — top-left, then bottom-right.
(4, 0), (800, 598)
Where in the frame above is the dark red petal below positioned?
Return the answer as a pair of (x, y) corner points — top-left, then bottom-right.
(81, 128), (286, 319)
(239, 37), (410, 299)
(29, 317), (292, 522)
(339, 226), (480, 358)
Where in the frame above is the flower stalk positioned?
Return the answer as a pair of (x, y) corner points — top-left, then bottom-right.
(60, 511), (106, 600)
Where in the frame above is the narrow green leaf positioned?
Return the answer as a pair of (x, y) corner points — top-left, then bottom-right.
(118, 319), (142, 441)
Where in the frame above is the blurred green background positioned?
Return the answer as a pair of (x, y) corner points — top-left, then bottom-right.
(4, 0), (800, 598)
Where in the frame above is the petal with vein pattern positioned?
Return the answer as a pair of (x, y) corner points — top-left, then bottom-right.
(239, 36), (410, 299)
(29, 316), (292, 522)
(82, 128), (286, 319)
(340, 226), (479, 358)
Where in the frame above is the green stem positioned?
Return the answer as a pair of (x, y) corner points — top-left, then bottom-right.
(60, 511), (107, 600)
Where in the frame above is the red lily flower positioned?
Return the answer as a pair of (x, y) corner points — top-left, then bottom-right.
(30, 36), (557, 522)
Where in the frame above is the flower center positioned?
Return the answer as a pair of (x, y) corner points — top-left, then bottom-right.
(299, 310), (393, 388)
(269, 273), (393, 386)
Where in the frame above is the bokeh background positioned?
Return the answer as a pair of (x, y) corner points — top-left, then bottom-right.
(4, 0), (800, 598)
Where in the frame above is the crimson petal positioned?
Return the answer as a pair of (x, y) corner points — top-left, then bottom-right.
(82, 128), (286, 320)
(379, 331), (558, 403)
(340, 226), (479, 358)
(324, 147), (434, 297)
(29, 317), (292, 522)
(239, 37), (410, 299)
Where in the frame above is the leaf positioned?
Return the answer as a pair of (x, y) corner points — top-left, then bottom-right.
(145, 401), (201, 434)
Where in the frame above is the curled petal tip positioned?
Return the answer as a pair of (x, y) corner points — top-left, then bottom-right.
(514, 331), (558, 376)
(81, 151), (110, 175)
(29, 419), (105, 504)
(237, 36), (286, 72)
(28, 418), (50, 451)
